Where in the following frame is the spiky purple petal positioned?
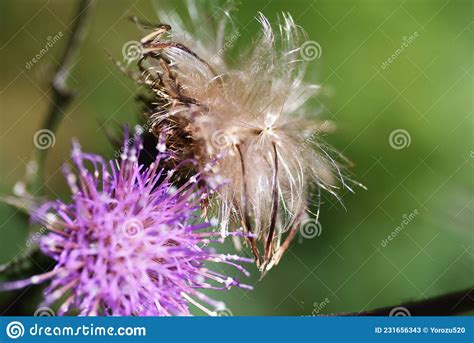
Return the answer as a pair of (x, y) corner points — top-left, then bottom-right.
(1, 131), (252, 316)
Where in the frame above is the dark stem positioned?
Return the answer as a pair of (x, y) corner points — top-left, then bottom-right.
(32, 0), (94, 193)
(236, 144), (260, 263)
(264, 141), (279, 261)
(331, 286), (474, 316)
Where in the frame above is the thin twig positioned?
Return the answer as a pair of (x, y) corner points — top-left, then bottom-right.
(32, 0), (94, 193)
(0, 0), (94, 289)
(331, 286), (474, 316)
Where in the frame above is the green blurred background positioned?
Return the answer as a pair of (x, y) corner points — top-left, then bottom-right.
(0, 0), (472, 316)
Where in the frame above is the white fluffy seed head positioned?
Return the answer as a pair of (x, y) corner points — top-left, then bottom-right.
(132, 2), (360, 268)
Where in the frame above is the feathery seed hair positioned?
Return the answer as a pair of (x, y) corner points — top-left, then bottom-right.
(129, 2), (359, 272)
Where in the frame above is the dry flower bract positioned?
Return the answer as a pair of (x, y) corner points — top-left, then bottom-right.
(129, 2), (359, 273)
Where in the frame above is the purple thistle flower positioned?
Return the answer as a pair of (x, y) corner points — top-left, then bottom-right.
(0, 132), (252, 316)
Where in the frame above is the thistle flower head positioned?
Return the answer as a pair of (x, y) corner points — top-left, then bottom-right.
(0, 131), (252, 316)
(130, 2), (361, 271)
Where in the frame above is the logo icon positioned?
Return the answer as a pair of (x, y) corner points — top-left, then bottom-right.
(300, 218), (323, 239)
(34, 306), (55, 316)
(300, 40), (323, 61)
(6, 321), (25, 339)
(389, 306), (411, 316)
(389, 129), (411, 150)
(33, 129), (56, 150)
